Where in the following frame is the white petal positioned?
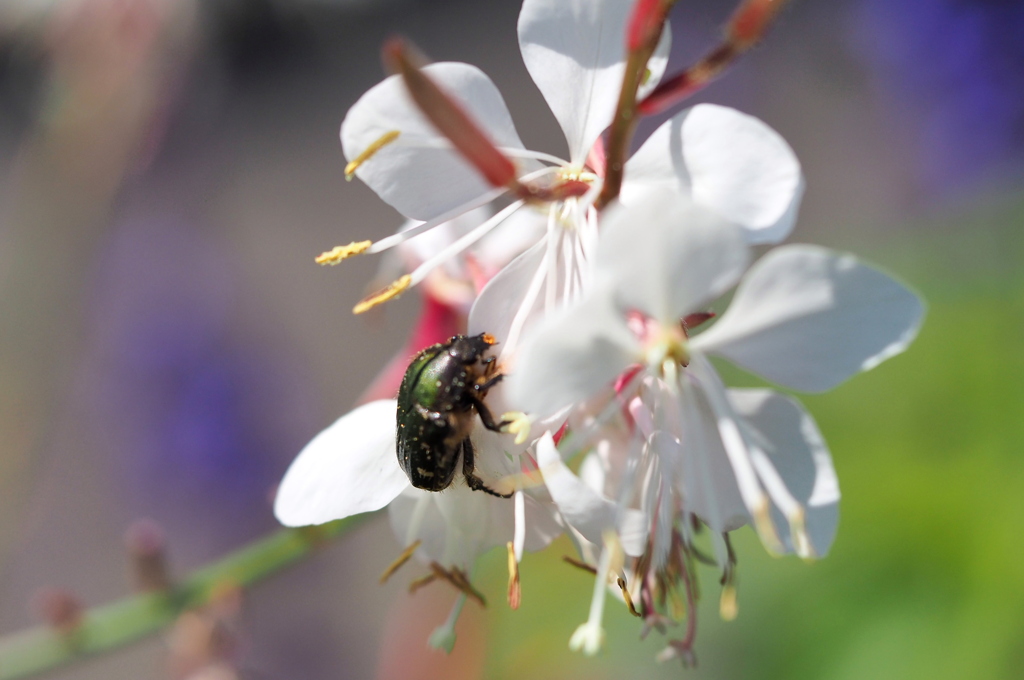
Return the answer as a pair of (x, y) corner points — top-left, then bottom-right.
(519, 491), (565, 552)
(623, 104), (804, 244)
(685, 358), (770, 535)
(638, 22), (672, 101)
(472, 204), (547, 272)
(487, 488), (564, 556)
(692, 246), (925, 392)
(519, 0), (637, 163)
(388, 488), (443, 560)
(388, 486), (491, 568)
(729, 389), (839, 557)
(596, 188), (750, 322)
(388, 484), (557, 568)
(506, 291), (639, 418)
(274, 400), (408, 527)
(655, 384), (749, 533)
(467, 226), (546, 346)
(536, 434), (647, 556)
(341, 62), (528, 220)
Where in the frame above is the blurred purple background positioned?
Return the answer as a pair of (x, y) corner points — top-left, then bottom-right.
(0, 0), (1021, 678)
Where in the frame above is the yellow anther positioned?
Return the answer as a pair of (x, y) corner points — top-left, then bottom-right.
(379, 540), (422, 584)
(789, 507), (816, 561)
(408, 572), (438, 594)
(344, 130), (400, 180)
(506, 542), (521, 610)
(562, 555), (598, 574)
(555, 166), (598, 183)
(315, 240), (372, 265)
(427, 562), (487, 608)
(353, 275), (412, 314)
(617, 576), (641, 618)
(719, 584), (738, 621)
(752, 496), (784, 556)
(501, 411), (532, 445)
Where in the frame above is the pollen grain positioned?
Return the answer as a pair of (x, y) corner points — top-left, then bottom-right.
(345, 130), (400, 180)
(506, 542), (521, 610)
(617, 576), (642, 618)
(315, 240), (372, 265)
(379, 539), (422, 584)
(354, 275), (411, 314)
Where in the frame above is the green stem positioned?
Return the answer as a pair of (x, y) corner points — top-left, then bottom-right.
(0, 516), (370, 679)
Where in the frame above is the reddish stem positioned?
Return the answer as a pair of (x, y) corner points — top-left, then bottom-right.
(383, 37), (518, 190)
(638, 0), (791, 117)
(597, 0), (678, 209)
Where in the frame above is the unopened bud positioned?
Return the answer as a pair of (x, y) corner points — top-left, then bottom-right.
(627, 0), (671, 51)
(32, 587), (83, 634)
(728, 0), (786, 48)
(125, 518), (172, 592)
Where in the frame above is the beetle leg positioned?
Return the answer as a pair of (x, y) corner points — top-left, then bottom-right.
(462, 438), (513, 498)
(475, 372), (505, 394)
(469, 395), (511, 432)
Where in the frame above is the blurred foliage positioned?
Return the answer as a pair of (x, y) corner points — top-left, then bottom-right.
(461, 195), (1024, 679)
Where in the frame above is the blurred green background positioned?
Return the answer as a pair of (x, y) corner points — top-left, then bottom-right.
(472, 197), (1024, 680)
(1, 0), (1022, 678)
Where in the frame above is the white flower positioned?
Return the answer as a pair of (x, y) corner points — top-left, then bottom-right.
(333, 0), (801, 337)
(273, 399), (561, 628)
(501, 189), (922, 655)
(504, 190), (923, 647)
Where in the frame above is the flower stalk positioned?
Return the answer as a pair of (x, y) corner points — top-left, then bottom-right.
(597, 0), (677, 209)
(638, 0), (793, 116)
(0, 517), (367, 680)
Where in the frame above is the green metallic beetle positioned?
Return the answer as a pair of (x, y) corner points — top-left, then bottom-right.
(396, 333), (512, 498)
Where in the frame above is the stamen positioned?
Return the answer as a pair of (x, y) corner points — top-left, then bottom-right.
(428, 562), (487, 608)
(513, 491), (526, 562)
(405, 200), (525, 290)
(748, 445), (812, 556)
(719, 534), (739, 620)
(694, 360), (776, 552)
(719, 584), (738, 621)
(788, 507), (815, 560)
(345, 130), (400, 180)
(506, 542), (521, 610)
(369, 188), (505, 254)
(379, 540), (422, 584)
(501, 412), (532, 445)
(501, 245), (548, 357)
(353, 275), (411, 314)
(315, 240), (372, 265)
(544, 208), (560, 313)
(562, 556), (598, 575)
(408, 572), (438, 594)
(751, 495), (784, 555)
(617, 576), (642, 618)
